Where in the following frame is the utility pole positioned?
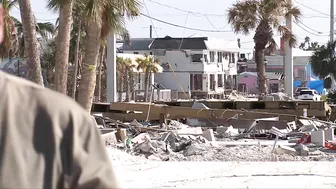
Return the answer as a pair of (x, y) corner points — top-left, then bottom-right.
(331, 0), (334, 43)
(150, 25), (153, 38)
(285, 0), (293, 98)
(330, 0), (335, 90)
(107, 34), (117, 102)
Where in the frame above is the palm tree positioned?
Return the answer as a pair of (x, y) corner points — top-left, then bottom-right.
(124, 58), (136, 101)
(116, 56), (126, 101)
(310, 41), (336, 89)
(12, 17), (56, 57)
(0, 0), (18, 59)
(47, 0), (74, 94)
(76, 0), (141, 112)
(136, 55), (160, 102)
(41, 38), (56, 87)
(18, 0), (43, 85)
(227, 0), (301, 94)
(116, 56), (135, 102)
(96, 43), (106, 102)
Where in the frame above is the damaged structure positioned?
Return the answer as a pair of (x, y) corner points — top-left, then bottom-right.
(94, 99), (336, 162)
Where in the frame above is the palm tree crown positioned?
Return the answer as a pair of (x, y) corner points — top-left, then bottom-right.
(227, 0), (301, 93)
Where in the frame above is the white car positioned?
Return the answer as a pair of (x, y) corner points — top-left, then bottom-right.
(297, 89), (321, 101)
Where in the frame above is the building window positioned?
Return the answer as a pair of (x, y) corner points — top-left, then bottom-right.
(224, 52), (228, 60)
(149, 52), (153, 55)
(218, 74), (223, 87)
(210, 51), (215, 62)
(217, 52), (223, 63)
(190, 74), (203, 90)
(203, 54), (208, 63)
(134, 52), (139, 54)
(230, 53), (235, 63)
(210, 74), (216, 90)
(191, 54), (203, 62)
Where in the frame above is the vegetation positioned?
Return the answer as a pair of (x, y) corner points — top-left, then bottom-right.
(299, 36), (323, 51)
(136, 55), (160, 102)
(310, 41), (336, 89)
(227, 0), (301, 94)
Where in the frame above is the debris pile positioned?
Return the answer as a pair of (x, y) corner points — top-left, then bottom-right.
(97, 115), (336, 162)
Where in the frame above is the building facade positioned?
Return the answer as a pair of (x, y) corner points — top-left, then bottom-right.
(122, 36), (240, 97)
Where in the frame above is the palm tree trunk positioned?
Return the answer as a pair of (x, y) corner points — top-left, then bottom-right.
(54, 2), (73, 94)
(76, 20), (102, 112)
(144, 72), (149, 102)
(255, 48), (267, 94)
(130, 71), (135, 101)
(18, 0), (43, 85)
(72, 19), (81, 99)
(118, 67), (124, 102)
(97, 45), (105, 102)
(125, 69), (130, 102)
(148, 72), (152, 101)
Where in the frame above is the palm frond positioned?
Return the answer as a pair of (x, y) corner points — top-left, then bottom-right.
(227, 0), (259, 34)
(310, 41), (336, 79)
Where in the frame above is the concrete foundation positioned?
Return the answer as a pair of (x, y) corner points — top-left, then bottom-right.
(311, 130), (325, 147)
(325, 128), (335, 141)
(202, 129), (215, 141)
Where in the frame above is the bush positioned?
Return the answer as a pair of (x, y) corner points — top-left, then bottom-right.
(324, 77), (332, 89)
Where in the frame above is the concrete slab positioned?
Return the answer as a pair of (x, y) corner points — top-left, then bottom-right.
(202, 129), (215, 141)
(325, 128), (335, 141)
(215, 140), (294, 146)
(176, 127), (203, 135)
(311, 130), (325, 147)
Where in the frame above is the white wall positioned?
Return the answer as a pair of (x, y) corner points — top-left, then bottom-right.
(266, 55), (310, 66)
(155, 72), (190, 92)
(156, 50), (205, 72)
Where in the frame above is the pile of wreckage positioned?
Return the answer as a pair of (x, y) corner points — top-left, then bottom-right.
(96, 109), (336, 161)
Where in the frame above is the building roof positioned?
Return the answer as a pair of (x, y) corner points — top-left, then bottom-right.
(204, 38), (240, 52)
(123, 36), (241, 52)
(122, 38), (154, 51)
(149, 36), (208, 50)
(238, 71), (281, 80)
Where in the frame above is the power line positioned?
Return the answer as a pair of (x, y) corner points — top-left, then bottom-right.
(294, 0), (330, 16)
(294, 21), (328, 36)
(146, 0), (225, 17)
(143, 0), (158, 37)
(204, 15), (229, 29)
(140, 13), (233, 33)
(178, 12), (190, 50)
(297, 20), (327, 34)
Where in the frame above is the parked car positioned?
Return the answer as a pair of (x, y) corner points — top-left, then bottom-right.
(297, 89), (321, 101)
(294, 87), (310, 98)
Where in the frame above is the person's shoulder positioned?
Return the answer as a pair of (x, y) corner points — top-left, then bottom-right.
(4, 73), (91, 123)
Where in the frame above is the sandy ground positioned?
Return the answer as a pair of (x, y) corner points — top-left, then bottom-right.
(107, 147), (336, 188)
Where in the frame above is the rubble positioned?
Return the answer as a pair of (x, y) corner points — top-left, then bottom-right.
(96, 109), (336, 162)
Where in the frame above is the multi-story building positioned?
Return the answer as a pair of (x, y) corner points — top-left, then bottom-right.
(122, 36), (240, 98)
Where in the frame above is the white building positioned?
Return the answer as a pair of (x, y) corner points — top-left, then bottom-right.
(122, 36), (240, 98)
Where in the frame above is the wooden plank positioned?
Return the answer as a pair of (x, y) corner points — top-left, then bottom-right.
(264, 101), (279, 109)
(309, 101), (322, 110)
(213, 119), (289, 130)
(235, 101), (251, 109)
(110, 102), (163, 112)
(109, 102), (298, 122)
(254, 109), (326, 117)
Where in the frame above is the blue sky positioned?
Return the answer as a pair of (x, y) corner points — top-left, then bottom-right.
(10, 0), (332, 53)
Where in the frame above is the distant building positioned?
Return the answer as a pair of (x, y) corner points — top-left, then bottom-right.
(237, 48), (314, 93)
(122, 36), (240, 98)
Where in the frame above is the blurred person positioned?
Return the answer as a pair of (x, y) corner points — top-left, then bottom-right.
(0, 5), (119, 189)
